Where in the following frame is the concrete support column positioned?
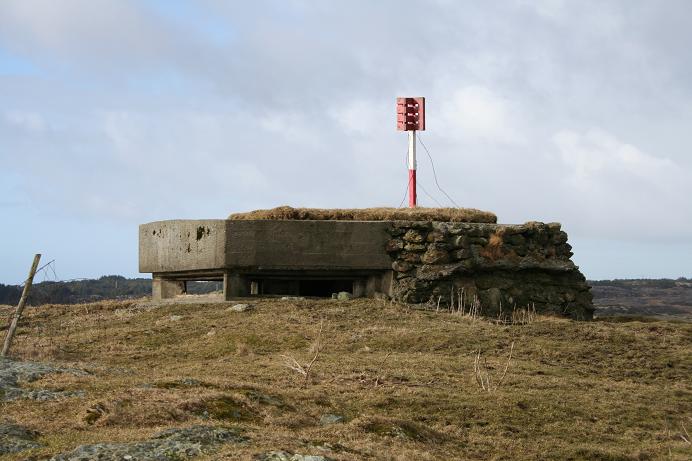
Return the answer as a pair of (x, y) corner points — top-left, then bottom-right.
(152, 277), (186, 301)
(353, 279), (366, 298)
(224, 272), (248, 301)
(380, 270), (394, 296)
(364, 271), (393, 297)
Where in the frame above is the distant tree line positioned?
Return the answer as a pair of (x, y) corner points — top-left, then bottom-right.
(0, 275), (688, 306)
(0, 275), (221, 305)
(588, 278), (691, 288)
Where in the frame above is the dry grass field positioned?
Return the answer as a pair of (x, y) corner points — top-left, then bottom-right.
(1, 298), (690, 460)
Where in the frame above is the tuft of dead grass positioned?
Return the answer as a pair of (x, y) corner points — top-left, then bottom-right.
(480, 229), (506, 260)
(229, 205), (497, 223)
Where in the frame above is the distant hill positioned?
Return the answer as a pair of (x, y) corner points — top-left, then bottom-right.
(1, 276), (690, 320)
(590, 277), (692, 320)
(0, 276), (221, 306)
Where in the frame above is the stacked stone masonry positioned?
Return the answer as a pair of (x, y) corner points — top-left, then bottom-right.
(386, 221), (593, 319)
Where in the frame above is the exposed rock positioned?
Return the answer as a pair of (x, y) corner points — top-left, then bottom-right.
(50, 425), (246, 461)
(479, 287), (503, 310)
(319, 414), (345, 425)
(0, 423), (42, 455)
(254, 451), (334, 461)
(228, 303), (254, 312)
(169, 315), (183, 321)
(336, 292), (352, 301)
(0, 358), (87, 401)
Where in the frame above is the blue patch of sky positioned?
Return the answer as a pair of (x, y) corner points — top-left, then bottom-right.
(0, 47), (40, 76)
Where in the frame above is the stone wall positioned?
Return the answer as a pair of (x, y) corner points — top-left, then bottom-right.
(386, 221), (593, 319)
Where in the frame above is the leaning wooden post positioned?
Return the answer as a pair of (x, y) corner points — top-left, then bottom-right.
(1, 254), (41, 357)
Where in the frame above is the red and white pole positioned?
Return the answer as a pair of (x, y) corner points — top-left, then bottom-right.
(397, 97), (425, 208)
(408, 130), (417, 207)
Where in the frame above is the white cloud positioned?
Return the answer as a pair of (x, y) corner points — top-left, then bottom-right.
(2, 1), (692, 280)
(438, 86), (524, 144)
(515, 0), (567, 20)
(552, 128), (691, 239)
(554, 128), (677, 189)
(329, 99), (387, 135)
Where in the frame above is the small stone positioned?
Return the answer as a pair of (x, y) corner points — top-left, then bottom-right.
(392, 260), (412, 272)
(331, 293), (338, 299)
(552, 231), (568, 245)
(319, 414), (345, 425)
(507, 234), (526, 246)
(169, 315), (183, 321)
(404, 243), (426, 252)
(452, 248), (472, 260)
(206, 330), (216, 336)
(402, 230), (425, 243)
(255, 451), (334, 461)
(426, 230), (446, 242)
(401, 251), (421, 263)
(451, 235), (470, 249)
(421, 248), (450, 265)
(336, 292), (352, 301)
(228, 303), (253, 312)
(546, 222), (562, 233)
(385, 239), (404, 252)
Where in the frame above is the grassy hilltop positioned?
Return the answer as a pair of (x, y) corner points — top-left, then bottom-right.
(0, 298), (690, 460)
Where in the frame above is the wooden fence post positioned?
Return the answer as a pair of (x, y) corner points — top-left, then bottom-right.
(1, 254), (41, 357)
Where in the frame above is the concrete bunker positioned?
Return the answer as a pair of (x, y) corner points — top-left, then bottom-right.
(139, 207), (593, 319)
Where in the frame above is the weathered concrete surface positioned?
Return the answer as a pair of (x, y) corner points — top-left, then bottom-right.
(140, 220), (392, 274)
(225, 220), (391, 270)
(152, 278), (186, 299)
(139, 220), (227, 274)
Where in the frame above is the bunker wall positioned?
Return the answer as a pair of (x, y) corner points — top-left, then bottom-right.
(224, 220), (392, 270)
(386, 221), (593, 319)
(139, 220), (227, 273)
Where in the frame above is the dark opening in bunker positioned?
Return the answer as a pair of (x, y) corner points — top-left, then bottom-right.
(250, 278), (356, 297)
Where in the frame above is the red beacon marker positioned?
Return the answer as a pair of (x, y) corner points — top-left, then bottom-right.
(396, 97), (425, 208)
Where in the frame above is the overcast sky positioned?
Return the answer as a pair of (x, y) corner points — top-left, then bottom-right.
(1, 0), (691, 283)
